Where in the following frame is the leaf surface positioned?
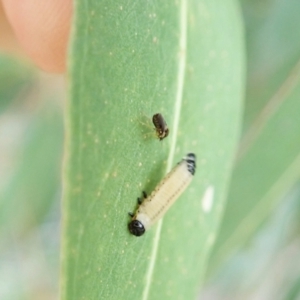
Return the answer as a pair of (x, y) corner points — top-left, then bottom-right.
(61, 1), (244, 299)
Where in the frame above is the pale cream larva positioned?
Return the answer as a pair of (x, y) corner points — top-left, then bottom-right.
(128, 153), (196, 236)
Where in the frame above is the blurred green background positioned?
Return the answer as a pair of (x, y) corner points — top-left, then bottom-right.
(1, 0), (300, 299)
(201, 0), (300, 299)
(0, 55), (63, 299)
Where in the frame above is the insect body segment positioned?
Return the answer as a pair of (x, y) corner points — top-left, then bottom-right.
(128, 153), (196, 236)
(152, 113), (169, 141)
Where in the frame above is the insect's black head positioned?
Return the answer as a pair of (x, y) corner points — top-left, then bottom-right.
(128, 220), (145, 236)
(159, 128), (169, 141)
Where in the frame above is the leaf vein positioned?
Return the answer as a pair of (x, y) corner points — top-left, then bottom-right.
(142, 0), (188, 299)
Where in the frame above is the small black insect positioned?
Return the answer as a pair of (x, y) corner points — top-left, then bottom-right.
(152, 113), (169, 141)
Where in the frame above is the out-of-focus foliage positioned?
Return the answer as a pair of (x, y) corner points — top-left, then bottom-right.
(203, 0), (300, 299)
(0, 53), (63, 300)
(0, 55), (34, 111)
(202, 184), (300, 300)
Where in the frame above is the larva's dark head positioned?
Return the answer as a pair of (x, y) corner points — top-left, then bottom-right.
(128, 220), (145, 236)
(185, 153), (196, 175)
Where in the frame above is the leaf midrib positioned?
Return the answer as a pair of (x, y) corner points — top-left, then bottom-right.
(142, 0), (188, 299)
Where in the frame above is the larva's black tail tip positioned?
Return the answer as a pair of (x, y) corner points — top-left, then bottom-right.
(186, 153), (196, 161)
(185, 153), (196, 175)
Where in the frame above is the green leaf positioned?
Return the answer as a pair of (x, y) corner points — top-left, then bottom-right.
(207, 0), (300, 277)
(61, 0), (244, 299)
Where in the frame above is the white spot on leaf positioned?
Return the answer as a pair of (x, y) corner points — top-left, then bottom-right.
(202, 185), (214, 213)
